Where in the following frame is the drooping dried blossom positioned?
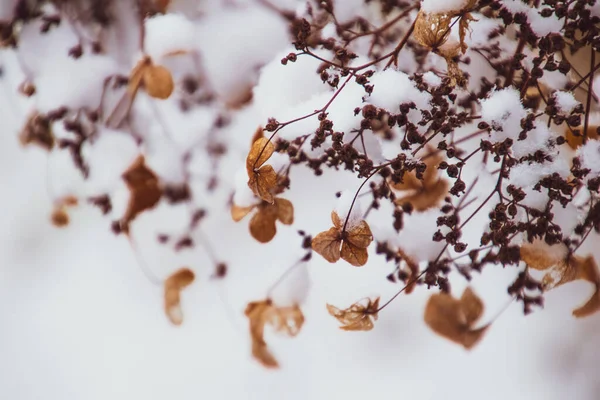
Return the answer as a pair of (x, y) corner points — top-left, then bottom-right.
(424, 287), (489, 349)
(311, 211), (373, 266)
(326, 297), (380, 331)
(231, 197), (294, 243)
(244, 299), (304, 368)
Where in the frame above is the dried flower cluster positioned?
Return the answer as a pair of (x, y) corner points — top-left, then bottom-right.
(4, 0), (600, 369)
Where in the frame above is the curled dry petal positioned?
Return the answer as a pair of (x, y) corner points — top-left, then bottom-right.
(164, 268), (195, 326)
(121, 155), (163, 234)
(326, 297), (380, 331)
(233, 197), (294, 243)
(424, 287), (489, 349)
(245, 299), (305, 368)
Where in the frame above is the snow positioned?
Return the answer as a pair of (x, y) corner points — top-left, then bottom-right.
(195, 6), (290, 105)
(420, 0), (469, 14)
(253, 49), (329, 119)
(423, 71), (442, 87)
(577, 139), (600, 177)
(334, 189), (364, 228)
(511, 123), (553, 159)
(553, 91), (580, 114)
(82, 128), (139, 194)
(526, 8), (563, 37)
(144, 13), (197, 60)
(368, 69), (431, 112)
(480, 87), (527, 143)
(35, 54), (120, 113)
(0, 0), (18, 21)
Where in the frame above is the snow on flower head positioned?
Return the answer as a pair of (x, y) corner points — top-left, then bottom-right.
(480, 87), (526, 143)
(335, 190), (363, 229)
(420, 0), (469, 14)
(553, 91), (580, 114)
(577, 140), (600, 179)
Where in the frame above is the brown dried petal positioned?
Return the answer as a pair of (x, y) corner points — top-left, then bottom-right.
(121, 155), (163, 233)
(249, 206), (278, 243)
(553, 255), (600, 318)
(246, 137), (275, 173)
(164, 268), (195, 326)
(340, 241), (369, 267)
(424, 287), (488, 349)
(326, 297), (379, 331)
(142, 64), (174, 99)
(311, 227), (341, 263)
(460, 286), (484, 325)
(347, 220), (373, 248)
(331, 211), (342, 229)
(248, 164), (278, 204)
(275, 197), (294, 225)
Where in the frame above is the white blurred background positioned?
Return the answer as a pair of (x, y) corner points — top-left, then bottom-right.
(1, 1), (600, 399)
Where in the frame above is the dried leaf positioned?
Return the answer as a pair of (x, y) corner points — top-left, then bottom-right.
(164, 268), (195, 326)
(121, 155), (163, 234)
(424, 287), (489, 349)
(327, 297), (380, 331)
(245, 299), (305, 368)
(142, 64), (174, 99)
(311, 227), (341, 263)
